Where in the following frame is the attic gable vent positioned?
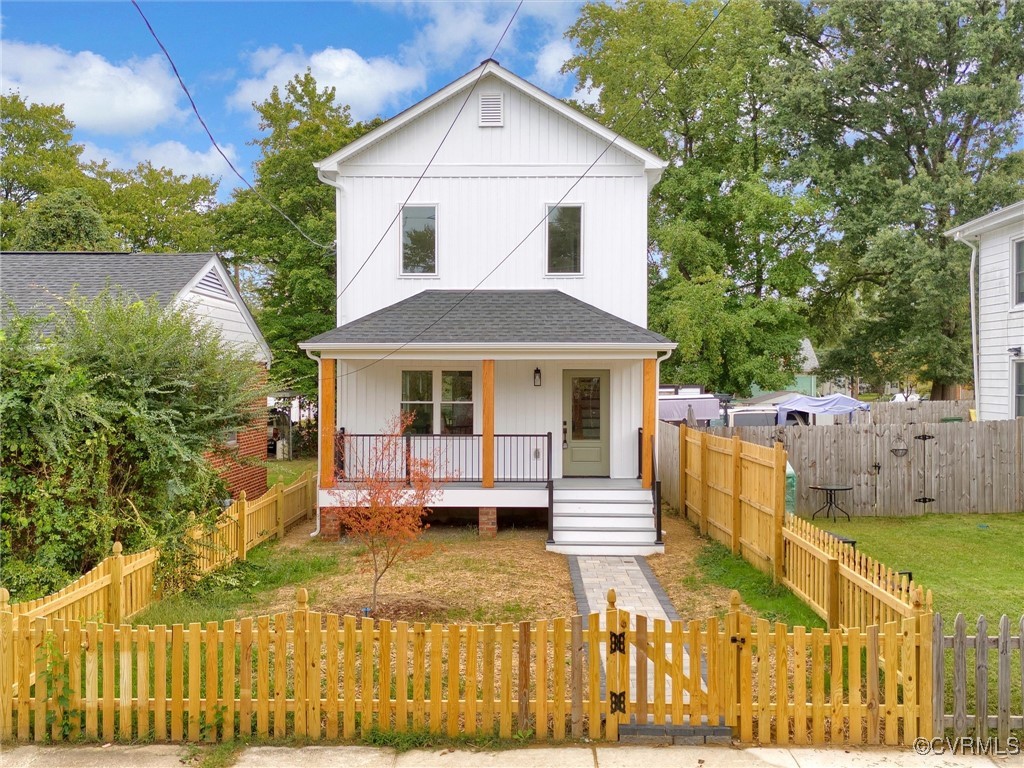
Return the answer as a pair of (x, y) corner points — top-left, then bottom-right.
(194, 267), (229, 299)
(478, 93), (504, 127)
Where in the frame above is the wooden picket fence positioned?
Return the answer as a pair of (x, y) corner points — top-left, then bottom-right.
(658, 423), (928, 628)
(0, 589), (934, 747)
(1, 472), (318, 626)
(934, 613), (1024, 740)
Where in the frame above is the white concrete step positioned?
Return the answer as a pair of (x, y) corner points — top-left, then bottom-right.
(553, 513), (654, 530)
(547, 542), (665, 556)
(553, 528), (656, 545)
(553, 488), (652, 503)
(554, 500), (652, 516)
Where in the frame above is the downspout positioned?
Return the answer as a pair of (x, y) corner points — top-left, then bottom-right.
(955, 233), (981, 417)
(653, 348), (673, 466)
(306, 349), (324, 538)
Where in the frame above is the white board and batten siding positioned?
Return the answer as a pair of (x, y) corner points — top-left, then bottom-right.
(178, 266), (271, 365)
(332, 74), (651, 328)
(975, 219), (1024, 420)
(336, 358), (644, 481)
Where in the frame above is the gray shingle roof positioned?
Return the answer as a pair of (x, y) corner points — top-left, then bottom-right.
(1, 252), (216, 316)
(303, 290), (673, 347)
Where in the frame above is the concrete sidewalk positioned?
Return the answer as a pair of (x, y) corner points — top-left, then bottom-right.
(3, 743), (1021, 768)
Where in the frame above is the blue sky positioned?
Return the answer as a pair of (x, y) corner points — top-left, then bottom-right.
(1, 1), (587, 199)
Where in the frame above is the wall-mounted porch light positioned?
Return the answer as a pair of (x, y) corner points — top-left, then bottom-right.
(1009, 347), (1022, 358)
(534, 367), (542, 386)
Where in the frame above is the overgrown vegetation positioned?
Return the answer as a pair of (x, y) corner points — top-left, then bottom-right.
(0, 292), (266, 599)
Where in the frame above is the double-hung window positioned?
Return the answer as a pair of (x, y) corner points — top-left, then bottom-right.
(546, 204), (582, 274)
(402, 205), (437, 275)
(401, 370), (473, 434)
(1015, 361), (1024, 419)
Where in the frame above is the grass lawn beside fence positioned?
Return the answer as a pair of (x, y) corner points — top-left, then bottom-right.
(824, 512), (1024, 619)
(264, 457), (317, 486)
(133, 523), (576, 627)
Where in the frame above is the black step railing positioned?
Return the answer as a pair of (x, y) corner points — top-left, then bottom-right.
(334, 431), (552, 485)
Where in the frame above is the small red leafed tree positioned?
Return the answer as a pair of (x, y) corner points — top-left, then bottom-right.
(331, 413), (441, 611)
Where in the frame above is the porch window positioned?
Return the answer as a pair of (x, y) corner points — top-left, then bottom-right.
(401, 370), (433, 434)
(401, 205), (436, 274)
(547, 205), (582, 274)
(401, 369), (474, 434)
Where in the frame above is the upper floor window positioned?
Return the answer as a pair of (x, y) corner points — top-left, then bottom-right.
(402, 205), (436, 275)
(547, 205), (582, 274)
(1014, 239), (1023, 306)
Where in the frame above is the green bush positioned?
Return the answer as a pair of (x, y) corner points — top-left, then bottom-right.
(0, 290), (266, 599)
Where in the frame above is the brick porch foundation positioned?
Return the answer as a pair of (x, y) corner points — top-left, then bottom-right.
(478, 507), (497, 538)
(319, 507), (343, 540)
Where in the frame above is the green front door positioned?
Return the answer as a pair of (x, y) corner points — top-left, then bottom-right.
(562, 370), (610, 477)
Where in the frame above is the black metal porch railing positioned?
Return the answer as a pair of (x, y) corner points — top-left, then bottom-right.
(333, 431), (552, 485)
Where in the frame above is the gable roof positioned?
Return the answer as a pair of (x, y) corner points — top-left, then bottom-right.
(314, 59), (668, 179)
(300, 290), (674, 350)
(0, 251), (271, 363)
(943, 200), (1024, 240)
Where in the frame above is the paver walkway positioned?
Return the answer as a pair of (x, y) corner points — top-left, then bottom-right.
(569, 555), (696, 710)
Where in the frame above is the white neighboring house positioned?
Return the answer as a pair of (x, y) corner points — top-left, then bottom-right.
(945, 202), (1024, 421)
(299, 60), (676, 555)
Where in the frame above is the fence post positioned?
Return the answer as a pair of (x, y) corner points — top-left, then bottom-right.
(0, 587), (8, 614)
(699, 431), (709, 536)
(726, 590), (741, 728)
(679, 423), (687, 515)
(276, 482), (286, 541)
(108, 542), (124, 626)
(773, 442), (787, 584)
(237, 491), (248, 562)
(826, 555), (840, 628)
(731, 435), (742, 555)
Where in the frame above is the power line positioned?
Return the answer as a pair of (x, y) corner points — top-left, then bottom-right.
(334, 1), (525, 304)
(338, 0), (732, 379)
(130, 0), (333, 251)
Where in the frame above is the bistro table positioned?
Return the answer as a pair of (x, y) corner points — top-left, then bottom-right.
(809, 484), (853, 522)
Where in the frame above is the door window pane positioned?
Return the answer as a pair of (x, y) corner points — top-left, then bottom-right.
(402, 205), (436, 274)
(547, 205), (582, 273)
(571, 376), (601, 440)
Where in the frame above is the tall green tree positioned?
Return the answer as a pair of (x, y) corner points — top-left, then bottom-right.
(566, 0), (822, 394)
(11, 188), (111, 251)
(217, 71), (381, 397)
(771, 0), (1024, 398)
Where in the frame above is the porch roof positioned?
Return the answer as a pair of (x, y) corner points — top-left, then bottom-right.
(301, 290), (674, 350)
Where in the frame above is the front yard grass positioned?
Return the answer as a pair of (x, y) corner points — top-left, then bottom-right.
(134, 523), (575, 627)
(264, 457), (317, 486)
(824, 512), (1024, 619)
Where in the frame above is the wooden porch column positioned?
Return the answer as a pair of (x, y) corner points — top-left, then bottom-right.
(319, 357), (336, 488)
(482, 359), (495, 488)
(642, 358), (656, 489)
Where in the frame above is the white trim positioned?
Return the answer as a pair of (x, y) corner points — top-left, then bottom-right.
(172, 255), (273, 366)
(944, 200), (1024, 239)
(399, 202), (439, 277)
(299, 344), (675, 362)
(314, 61), (667, 176)
(335, 164), (645, 179)
(1012, 237), (1024, 309)
(544, 202), (584, 277)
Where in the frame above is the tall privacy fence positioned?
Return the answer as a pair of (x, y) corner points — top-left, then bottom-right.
(853, 399), (974, 425)
(0, 589), (939, 747)
(704, 420), (1024, 516)
(658, 423), (929, 628)
(1, 472), (318, 626)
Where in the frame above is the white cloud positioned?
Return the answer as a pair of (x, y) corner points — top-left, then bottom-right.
(0, 41), (184, 135)
(229, 46), (425, 120)
(81, 140), (238, 181)
(530, 38), (573, 93)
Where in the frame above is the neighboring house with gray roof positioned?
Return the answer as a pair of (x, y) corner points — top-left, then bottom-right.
(1, 251), (272, 499)
(299, 60), (676, 555)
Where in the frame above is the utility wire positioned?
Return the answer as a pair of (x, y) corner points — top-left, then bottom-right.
(131, 0), (333, 251)
(339, 0), (732, 379)
(334, 1), (525, 303)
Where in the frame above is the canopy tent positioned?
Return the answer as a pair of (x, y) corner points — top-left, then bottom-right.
(659, 395), (721, 423)
(776, 394), (869, 425)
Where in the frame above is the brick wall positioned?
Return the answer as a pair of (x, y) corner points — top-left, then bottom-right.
(207, 364), (268, 500)
(319, 507), (344, 540)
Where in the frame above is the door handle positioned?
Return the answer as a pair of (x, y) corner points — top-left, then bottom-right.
(562, 421), (568, 449)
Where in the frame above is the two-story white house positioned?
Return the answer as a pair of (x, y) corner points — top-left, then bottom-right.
(945, 201), (1024, 421)
(300, 60), (676, 554)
